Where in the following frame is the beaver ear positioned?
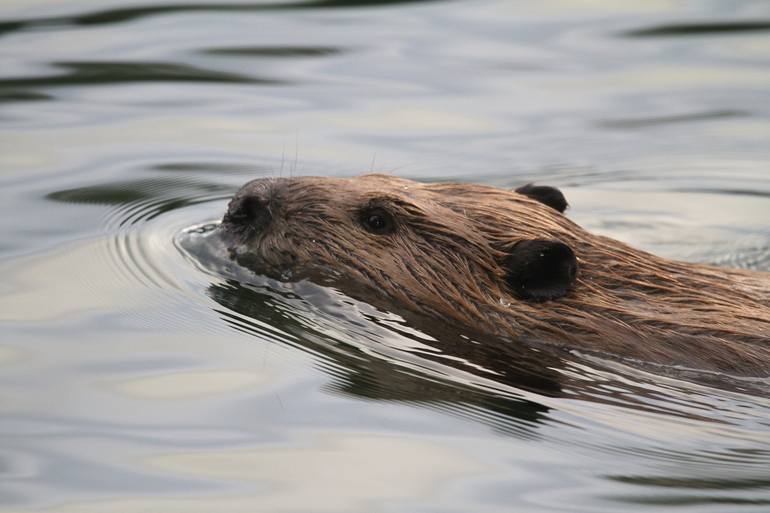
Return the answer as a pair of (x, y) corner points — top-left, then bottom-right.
(515, 184), (568, 213)
(502, 239), (578, 302)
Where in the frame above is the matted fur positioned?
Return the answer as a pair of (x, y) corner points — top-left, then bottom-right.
(221, 174), (770, 375)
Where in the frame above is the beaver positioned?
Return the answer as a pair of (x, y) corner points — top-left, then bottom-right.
(219, 174), (770, 376)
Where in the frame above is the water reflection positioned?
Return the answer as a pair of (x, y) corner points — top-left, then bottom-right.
(207, 279), (552, 434)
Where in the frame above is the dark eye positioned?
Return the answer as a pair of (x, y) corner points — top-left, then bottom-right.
(359, 207), (396, 235)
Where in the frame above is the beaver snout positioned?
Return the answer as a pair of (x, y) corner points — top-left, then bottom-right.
(222, 181), (275, 236)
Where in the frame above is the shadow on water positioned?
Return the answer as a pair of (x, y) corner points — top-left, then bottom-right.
(622, 21), (770, 37)
(0, 0), (444, 38)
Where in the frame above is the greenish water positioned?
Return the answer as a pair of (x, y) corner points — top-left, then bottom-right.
(1, 1), (769, 512)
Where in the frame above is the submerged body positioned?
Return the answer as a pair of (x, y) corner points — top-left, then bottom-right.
(220, 174), (770, 376)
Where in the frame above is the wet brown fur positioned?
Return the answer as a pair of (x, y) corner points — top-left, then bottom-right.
(222, 174), (770, 376)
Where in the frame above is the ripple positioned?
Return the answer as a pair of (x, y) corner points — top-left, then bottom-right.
(46, 177), (231, 296)
(203, 46), (345, 58)
(607, 475), (770, 491)
(0, 0), (444, 38)
(709, 244), (770, 272)
(673, 187), (770, 199)
(0, 61), (284, 95)
(597, 110), (748, 130)
(0, 91), (51, 104)
(47, 177), (232, 224)
(622, 21), (770, 38)
(152, 162), (263, 175)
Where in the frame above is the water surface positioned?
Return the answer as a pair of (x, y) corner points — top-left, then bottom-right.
(1, 1), (770, 511)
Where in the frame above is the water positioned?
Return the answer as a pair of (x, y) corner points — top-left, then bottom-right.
(1, 1), (770, 511)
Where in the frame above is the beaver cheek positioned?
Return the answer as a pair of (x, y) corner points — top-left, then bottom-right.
(502, 239), (578, 302)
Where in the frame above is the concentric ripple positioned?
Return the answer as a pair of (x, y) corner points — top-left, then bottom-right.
(38, 174), (239, 340)
(49, 176), (232, 290)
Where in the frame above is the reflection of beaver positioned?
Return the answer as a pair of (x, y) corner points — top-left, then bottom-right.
(220, 174), (770, 376)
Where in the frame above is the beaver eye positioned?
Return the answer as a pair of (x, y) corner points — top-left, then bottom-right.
(359, 207), (396, 235)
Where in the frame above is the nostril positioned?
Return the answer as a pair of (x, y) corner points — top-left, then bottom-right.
(224, 194), (272, 230)
(241, 196), (266, 219)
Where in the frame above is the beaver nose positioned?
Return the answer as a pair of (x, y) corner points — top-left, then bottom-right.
(223, 188), (273, 232)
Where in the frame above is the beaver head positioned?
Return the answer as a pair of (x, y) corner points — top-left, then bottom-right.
(220, 174), (770, 375)
(221, 174), (579, 324)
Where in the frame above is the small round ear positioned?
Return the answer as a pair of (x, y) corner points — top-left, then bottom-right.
(502, 239), (578, 302)
(515, 184), (568, 213)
